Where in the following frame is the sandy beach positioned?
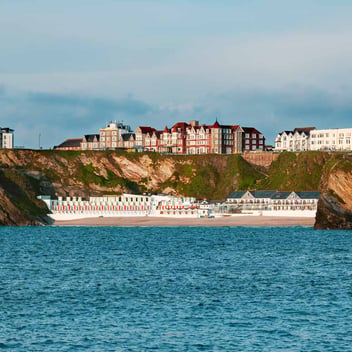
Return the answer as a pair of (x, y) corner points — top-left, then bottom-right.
(53, 215), (315, 227)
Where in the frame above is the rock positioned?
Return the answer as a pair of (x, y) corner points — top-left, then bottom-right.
(315, 194), (352, 229)
(314, 159), (352, 230)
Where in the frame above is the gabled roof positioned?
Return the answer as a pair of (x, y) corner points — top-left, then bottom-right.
(83, 134), (100, 142)
(249, 190), (277, 198)
(293, 127), (316, 134)
(55, 138), (82, 148)
(122, 133), (135, 141)
(228, 190), (321, 201)
(136, 126), (157, 134)
(171, 122), (190, 131)
(294, 191), (321, 199)
(211, 120), (221, 128)
(270, 191), (291, 200)
(227, 191), (247, 199)
(152, 131), (162, 138)
(242, 127), (262, 134)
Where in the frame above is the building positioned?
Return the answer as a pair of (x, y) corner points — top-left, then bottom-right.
(309, 128), (352, 151)
(274, 127), (316, 152)
(120, 133), (136, 149)
(39, 193), (205, 219)
(0, 127), (14, 149)
(81, 134), (100, 150)
(135, 126), (158, 150)
(54, 119), (265, 154)
(54, 138), (82, 151)
(99, 121), (132, 149)
(135, 120), (248, 155)
(226, 190), (320, 212)
(242, 127), (265, 152)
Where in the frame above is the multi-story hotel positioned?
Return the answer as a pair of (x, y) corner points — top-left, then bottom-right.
(55, 120), (265, 154)
(99, 121), (132, 149)
(309, 128), (352, 151)
(274, 127), (352, 152)
(136, 120), (262, 154)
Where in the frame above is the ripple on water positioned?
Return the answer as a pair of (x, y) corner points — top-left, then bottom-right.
(1, 226), (352, 351)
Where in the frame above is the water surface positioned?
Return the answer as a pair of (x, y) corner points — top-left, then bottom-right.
(1, 226), (352, 351)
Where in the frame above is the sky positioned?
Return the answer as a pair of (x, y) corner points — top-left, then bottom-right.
(1, 0), (352, 148)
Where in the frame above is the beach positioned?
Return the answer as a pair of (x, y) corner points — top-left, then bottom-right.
(53, 215), (315, 227)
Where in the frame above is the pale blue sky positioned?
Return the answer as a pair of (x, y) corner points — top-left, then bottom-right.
(1, 0), (352, 148)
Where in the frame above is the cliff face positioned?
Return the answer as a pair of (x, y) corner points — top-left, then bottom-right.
(314, 158), (352, 230)
(255, 151), (332, 191)
(1, 149), (352, 228)
(0, 149), (263, 225)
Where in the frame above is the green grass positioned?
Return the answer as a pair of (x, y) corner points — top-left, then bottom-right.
(256, 151), (331, 191)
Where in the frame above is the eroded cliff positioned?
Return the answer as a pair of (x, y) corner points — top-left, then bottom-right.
(0, 149), (263, 225)
(314, 157), (352, 230)
(2, 149), (352, 228)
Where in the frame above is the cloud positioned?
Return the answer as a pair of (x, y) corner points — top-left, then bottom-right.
(0, 88), (153, 148)
(2, 82), (352, 150)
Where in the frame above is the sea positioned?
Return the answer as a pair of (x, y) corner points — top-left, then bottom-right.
(1, 226), (352, 352)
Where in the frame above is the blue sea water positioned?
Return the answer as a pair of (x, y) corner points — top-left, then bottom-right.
(1, 226), (352, 351)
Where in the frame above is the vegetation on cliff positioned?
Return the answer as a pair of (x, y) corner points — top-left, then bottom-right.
(0, 149), (351, 227)
(0, 149), (263, 225)
(314, 155), (352, 229)
(255, 151), (332, 191)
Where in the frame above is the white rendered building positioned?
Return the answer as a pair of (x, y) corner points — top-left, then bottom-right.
(309, 128), (352, 151)
(274, 127), (315, 152)
(38, 193), (204, 220)
(0, 127), (14, 149)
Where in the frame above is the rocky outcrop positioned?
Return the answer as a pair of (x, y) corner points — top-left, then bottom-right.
(314, 158), (352, 230)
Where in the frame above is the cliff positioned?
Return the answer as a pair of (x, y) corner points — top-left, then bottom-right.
(255, 151), (332, 191)
(1, 149), (351, 228)
(314, 157), (352, 230)
(0, 149), (263, 225)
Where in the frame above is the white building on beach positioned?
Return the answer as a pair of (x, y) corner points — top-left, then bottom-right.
(39, 193), (208, 220)
(226, 190), (320, 216)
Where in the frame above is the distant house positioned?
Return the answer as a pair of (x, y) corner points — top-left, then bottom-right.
(121, 133), (136, 149)
(54, 138), (83, 151)
(81, 134), (100, 150)
(274, 127), (316, 152)
(242, 127), (265, 152)
(0, 127), (14, 149)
